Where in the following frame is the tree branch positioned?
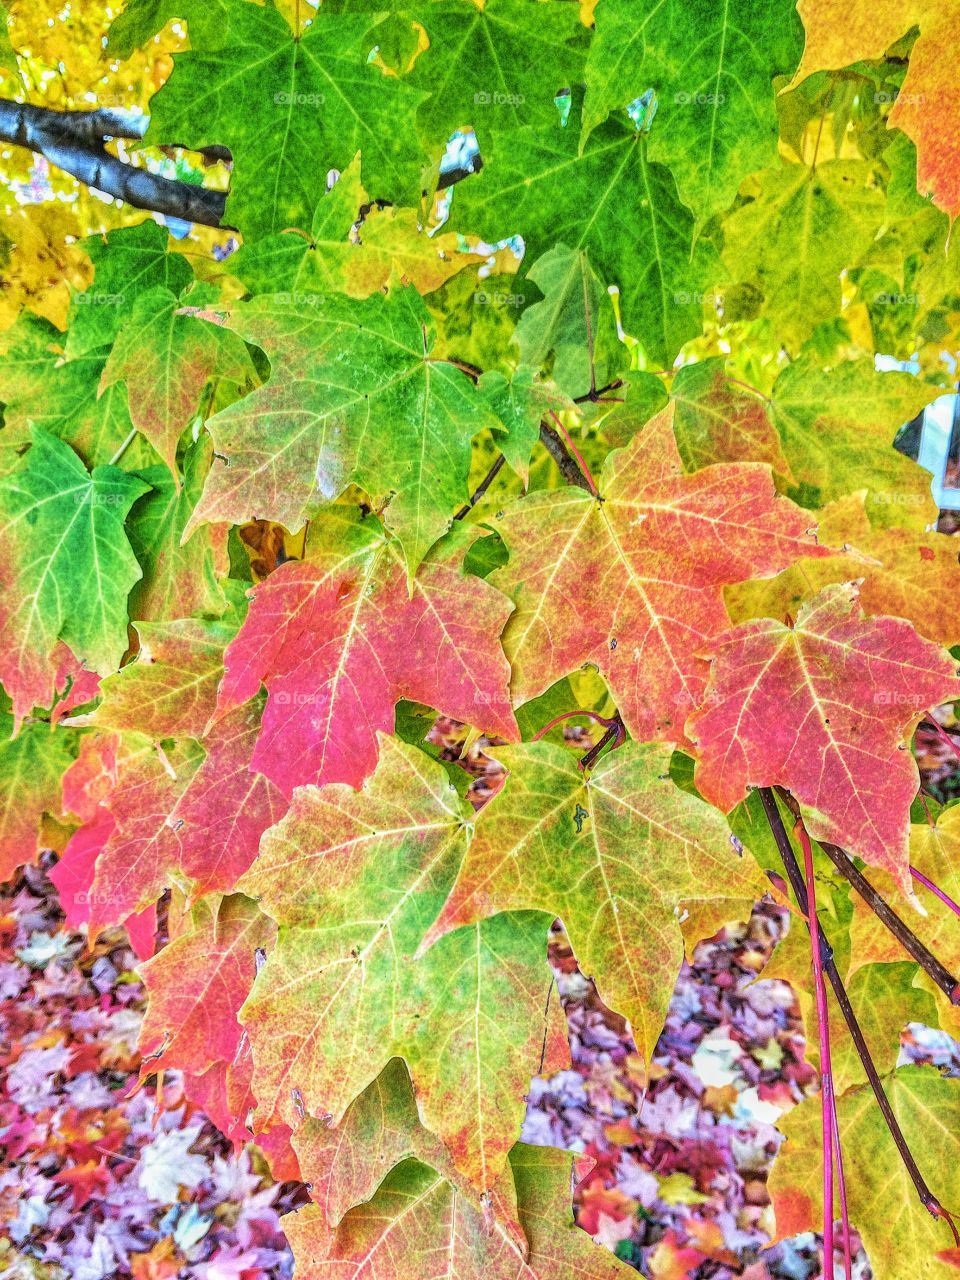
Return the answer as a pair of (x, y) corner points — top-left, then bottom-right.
(0, 97), (227, 228)
(538, 421), (595, 493)
(773, 787), (960, 1006)
(759, 788), (958, 1238)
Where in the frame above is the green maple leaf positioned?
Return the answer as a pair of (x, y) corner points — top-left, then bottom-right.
(232, 154), (366, 299)
(407, 0), (590, 141)
(770, 354), (945, 526)
(188, 286), (503, 574)
(583, 0), (803, 223)
(451, 110), (717, 367)
(144, 1), (431, 236)
(721, 159), (885, 351)
(0, 430), (149, 724)
(0, 315), (143, 469)
(513, 245), (629, 399)
(126, 437), (229, 623)
(238, 734), (557, 1192)
(66, 223), (193, 359)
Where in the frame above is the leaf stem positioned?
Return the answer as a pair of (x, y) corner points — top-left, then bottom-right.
(108, 427), (138, 467)
(531, 709), (622, 742)
(759, 789), (957, 1236)
(547, 410), (598, 497)
(924, 714), (960, 762)
(910, 866), (960, 921)
(794, 815), (836, 1275)
(578, 714), (625, 771)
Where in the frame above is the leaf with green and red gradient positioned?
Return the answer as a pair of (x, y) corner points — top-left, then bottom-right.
(216, 504), (518, 793)
(87, 703), (284, 928)
(92, 614), (239, 739)
(282, 1143), (633, 1280)
(491, 403), (834, 747)
(0, 712), (75, 881)
(0, 429), (149, 728)
(100, 285), (255, 476)
(669, 360), (791, 478)
(687, 584), (960, 892)
(237, 734), (559, 1192)
(423, 738), (769, 1066)
(138, 892), (275, 1077)
(186, 286), (503, 574)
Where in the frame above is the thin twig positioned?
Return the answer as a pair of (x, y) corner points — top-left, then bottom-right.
(453, 454), (507, 520)
(573, 379), (625, 404)
(579, 715), (625, 771)
(547, 410), (598, 496)
(759, 789), (959, 1237)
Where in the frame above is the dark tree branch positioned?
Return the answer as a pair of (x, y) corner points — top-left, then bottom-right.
(759, 788), (957, 1236)
(773, 786), (960, 1005)
(538, 421), (595, 493)
(0, 97), (227, 228)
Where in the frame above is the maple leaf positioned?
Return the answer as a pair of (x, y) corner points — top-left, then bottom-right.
(0, 313), (139, 469)
(451, 110), (718, 368)
(512, 246), (629, 401)
(125, 438), (230, 623)
(0, 429), (149, 727)
(668, 360), (791, 478)
(726, 491), (960, 647)
(408, 0), (589, 141)
(138, 893), (275, 1082)
(478, 368), (575, 485)
(216, 505), (518, 793)
(187, 287), (503, 574)
(66, 222), (193, 360)
(238, 734), (558, 1191)
(0, 710), (75, 880)
(93, 614), (240, 740)
(423, 738), (768, 1065)
(789, 0), (960, 218)
(99, 284), (255, 477)
(721, 160), (885, 350)
(770, 1066), (960, 1280)
(768, 355), (944, 528)
(582, 0), (802, 223)
(88, 702), (285, 928)
(490, 403), (833, 747)
(687, 583), (960, 892)
(292, 1056), (517, 1233)
(282, 1144), (632, 1280)
(143, 1), (429, 235)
